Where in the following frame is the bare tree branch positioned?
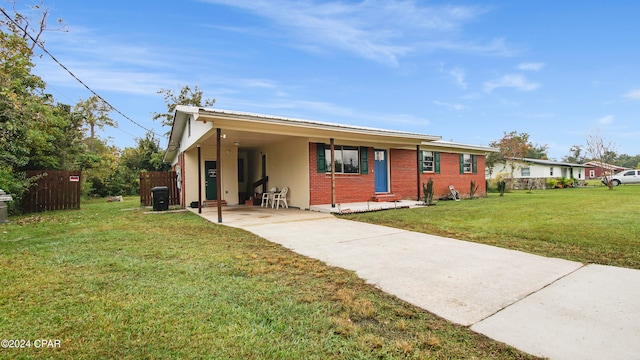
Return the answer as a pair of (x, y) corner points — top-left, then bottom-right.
(586, 128), (618, 189)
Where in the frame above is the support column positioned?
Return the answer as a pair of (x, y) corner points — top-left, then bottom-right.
(216, 128), (222, 223)
(197, 145), (202, 214)
(330, 138), (335, 208)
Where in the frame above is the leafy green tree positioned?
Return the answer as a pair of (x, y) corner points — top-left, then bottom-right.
(107, 132), (170, 196)
(120, 132), (169, 172)
(82, 139), (120, 197)
(613, 153), (639, 169)
(0, 29), (46, 170)
(1, 9), (82, 210)
(563, 145), (586, 164)
(73, 95), (116, 150)
(487, 131), (546, 179)
(152, 85), (215, 133)
(525, 143), (549, 160)
(1, 4), (147, 204)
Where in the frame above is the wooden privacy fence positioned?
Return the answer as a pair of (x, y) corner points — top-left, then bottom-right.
(139, 171), (179, 206)
(23, 170), (82, 213)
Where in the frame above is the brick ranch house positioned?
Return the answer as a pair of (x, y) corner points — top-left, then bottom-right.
(164, 106), (497, 210)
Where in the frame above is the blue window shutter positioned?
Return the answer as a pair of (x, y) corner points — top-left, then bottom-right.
(435, 152), (440, 174)
(360, 147), (368, 174)
(419, 151), (423, 172)
(460, 154), (464, 174)
(317, 143), (326, 173)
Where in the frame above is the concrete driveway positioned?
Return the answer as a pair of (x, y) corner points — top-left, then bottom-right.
(192, 205), (640, 360)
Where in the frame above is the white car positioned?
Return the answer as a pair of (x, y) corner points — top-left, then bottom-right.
(605, 169), (640, 186)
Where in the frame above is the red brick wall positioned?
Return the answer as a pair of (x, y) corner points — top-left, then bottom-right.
(390, 149), (419, 200)
(309, 143), (376, 205)
(391, 149), (487, 200)
(309, 143), (487, 204)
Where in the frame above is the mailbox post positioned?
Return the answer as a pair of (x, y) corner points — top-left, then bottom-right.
(0, 189), (13, 224)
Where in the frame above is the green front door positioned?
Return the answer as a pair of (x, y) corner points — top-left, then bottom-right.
(205, 161), (217, 200)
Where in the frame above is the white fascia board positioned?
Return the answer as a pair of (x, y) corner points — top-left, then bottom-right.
(192, 107), (442, 143)
(424, 140), (499, 153)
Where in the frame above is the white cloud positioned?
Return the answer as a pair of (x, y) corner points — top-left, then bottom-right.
(623, 89), (640, 100)
(427, 37), (519, 57)
(484, 74), (540, 92)
(517, 62), (545, 71)
(35, 60), (181, 96)
(433, 100), (465, 111)
(449, 68), (467, 89)
(200, 0), (512, 66)
(598, 115), (614, 125)
(234, 78), (279, 89)
(34, 26), (191, 95)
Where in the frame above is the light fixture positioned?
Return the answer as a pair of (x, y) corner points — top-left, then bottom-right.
(234, 141), (240, 146)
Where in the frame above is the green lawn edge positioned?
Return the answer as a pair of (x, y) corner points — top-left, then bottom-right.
(0, 198), (536, 359)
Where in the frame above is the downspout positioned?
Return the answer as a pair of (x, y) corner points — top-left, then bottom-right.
(330, 138), (335, 208)
(216, 128), (223, 223)
(416, 145), (421, 201)
(197, 145), (202, 214)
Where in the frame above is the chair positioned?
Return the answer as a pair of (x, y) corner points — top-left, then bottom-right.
(261, 187), (277, 207)
(272, 187), (288, 209)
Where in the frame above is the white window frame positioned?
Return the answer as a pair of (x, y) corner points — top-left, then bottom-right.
(463, 154), (473, 173)
(422, 151), (435, 172)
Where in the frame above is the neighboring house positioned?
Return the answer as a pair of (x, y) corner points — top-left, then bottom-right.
(488, 158), (589, 189)
(164, 106), (497, 210)
(583, 161), (630, 179)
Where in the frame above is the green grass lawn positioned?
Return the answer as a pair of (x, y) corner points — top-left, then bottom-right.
(344, 185), (640, 269)
(0, 199), (535, 359)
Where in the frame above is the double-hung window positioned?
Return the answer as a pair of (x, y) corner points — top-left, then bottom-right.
(464, 155), (472, 173)
(459, 154), (477, 174)
(521, 167), (531, 177)
(421, 151), (440, 173)
(421, 151), (432, 172)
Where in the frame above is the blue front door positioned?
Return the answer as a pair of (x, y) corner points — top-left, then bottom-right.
(374, 149), (388, 193)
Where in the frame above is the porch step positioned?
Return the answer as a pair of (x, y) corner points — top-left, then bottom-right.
(202, 200), (227, 207)
(371, 193), (402, 202)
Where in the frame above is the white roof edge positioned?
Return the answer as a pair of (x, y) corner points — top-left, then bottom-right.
(507, 157), (590, 167)
(185, 107), (442, 141)
(163, 108), (191, 163)
(427, 140), (499, 153)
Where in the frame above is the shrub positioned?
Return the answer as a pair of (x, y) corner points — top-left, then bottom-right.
(560, 177), (573, 188)
(470, 180), (478, 199)
(422, 178), (434, 205)
(546, 178), (558, 189)
(497, 180), (506, 196)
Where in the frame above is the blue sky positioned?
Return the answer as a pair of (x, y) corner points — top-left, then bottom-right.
(28, 0), (640, 160)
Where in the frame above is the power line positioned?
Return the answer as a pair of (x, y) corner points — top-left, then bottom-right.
(1, 7), (163, 139)
(44, 82), (142, 141)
